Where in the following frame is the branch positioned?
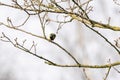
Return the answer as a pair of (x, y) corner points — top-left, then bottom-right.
(104, 67), (111, 80)
(1, 1), (120, 31)
(1, 32), (57, 65)
(0, 22), (80, 66)
(46, 60), (120, 69)
(2, 32), (120, 69)
(83, 23), (120, 55)
(103, 59), (111, 80)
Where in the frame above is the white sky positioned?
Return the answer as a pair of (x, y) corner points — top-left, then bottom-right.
(0, 0), (120, 80)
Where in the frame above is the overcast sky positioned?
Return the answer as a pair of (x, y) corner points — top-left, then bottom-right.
(0, 0), (120, 80)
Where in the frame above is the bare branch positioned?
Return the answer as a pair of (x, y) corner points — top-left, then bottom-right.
(83, 68), (91, 80)
(103, 59), (112, 80)
(113, 67), (120, 73)
(1, 32), (57, 65)
(1, 1), (120, 79)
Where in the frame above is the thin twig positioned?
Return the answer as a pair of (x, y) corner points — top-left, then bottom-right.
(2, 32), (57, 65)
(113, 66), (120, 73)
(84, 23), (120, 55)
(37, 13), (47, 38)
(13, 0), (30, 15)
(83, 68), (91, 80)
(104, 67), (111, 80)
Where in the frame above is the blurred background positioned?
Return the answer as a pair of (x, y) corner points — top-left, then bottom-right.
(0, 0), (120, 80)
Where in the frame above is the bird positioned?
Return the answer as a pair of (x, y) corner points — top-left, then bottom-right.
(49, 33), (56, 41)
